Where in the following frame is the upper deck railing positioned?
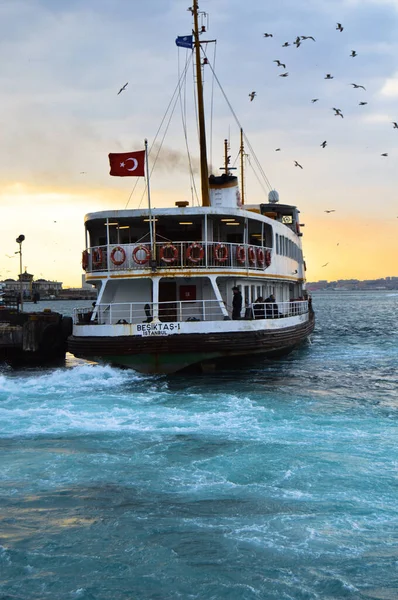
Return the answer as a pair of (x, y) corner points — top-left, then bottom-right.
(73, 299), (309, 326)
(82, 241), (273, 273)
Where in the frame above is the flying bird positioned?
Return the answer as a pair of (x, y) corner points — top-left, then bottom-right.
(351, 83), (366, 90)
(322, 262), (329, 267)
(324, 210), (335, 213)
(275, 148), (281, 151)
(249, 91), (256, 101)
(359, 102), (368, 106)
(263, 33), (273, 37)
(294, 37), (301, 48)
(332, 107), (343, 118)
(320, 141), (327, 148)
(392, 122), (398, 128)
(350, 50), (357, 57)
(294, 161), (303, 169)
(301, 36), (316, 41)
(279, 72), (289, 77)
(273, 60), (286, 68)
(117, 82), (128, 95)
(311, 98), (319, 103)
(325, 74), (334, 79)
(381, 153), (388, 157)
(282, 42), (290, 47)
(336, 23), (344, 32)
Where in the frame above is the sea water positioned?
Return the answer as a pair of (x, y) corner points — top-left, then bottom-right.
(0, 292), (397, 600)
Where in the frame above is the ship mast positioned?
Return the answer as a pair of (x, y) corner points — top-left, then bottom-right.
(240, 128), (245, 205)
(192, 0), (210, 207)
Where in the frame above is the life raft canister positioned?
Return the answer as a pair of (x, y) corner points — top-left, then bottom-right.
(132, 244), (151, 265)
(110, 246), (126, 266)
(186, 243), (204, 264)
(82, 250), (88, 271)
(214, 243), (228, 263)
(160, 243), (179, 264)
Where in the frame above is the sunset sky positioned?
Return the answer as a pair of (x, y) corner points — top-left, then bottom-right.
(0, 0), (397, 287)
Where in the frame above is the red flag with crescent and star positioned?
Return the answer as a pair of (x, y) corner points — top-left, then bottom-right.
(108, 150), (145, 177)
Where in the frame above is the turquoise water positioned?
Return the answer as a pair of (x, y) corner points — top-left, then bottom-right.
(1, 292), (397, 599)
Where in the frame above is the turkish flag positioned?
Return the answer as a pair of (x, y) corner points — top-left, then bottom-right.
(108, 150), (145, 177)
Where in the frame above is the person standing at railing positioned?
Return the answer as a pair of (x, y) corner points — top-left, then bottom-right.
(253, 297), (265, 319)
(265, 294), (279, 318)
(232, 287), (242, 320)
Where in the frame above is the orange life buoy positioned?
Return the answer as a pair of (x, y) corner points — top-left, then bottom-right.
(160, 244), (178, 264)
(248, 246), (256, 265)
(257, 247), (265, 267)
(82, 250), (88, 271)
(214, 243), (228, 263)
(132, 244), (151, 265)
(186, 243), (204, 264)
(236, 245), (246, 265)
(92, 247), (103, 267)
(110, 246), (126, 266)
(264, 249), (271, 267)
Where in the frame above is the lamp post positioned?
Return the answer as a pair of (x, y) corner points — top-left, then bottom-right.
(15, 235), (25, 311)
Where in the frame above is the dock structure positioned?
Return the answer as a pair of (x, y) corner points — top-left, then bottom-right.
(0, 296), (72, 366)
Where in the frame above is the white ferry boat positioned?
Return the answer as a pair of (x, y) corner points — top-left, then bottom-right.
(68, 2), (315, 374)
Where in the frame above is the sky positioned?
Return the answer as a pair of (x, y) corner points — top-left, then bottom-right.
(0, 0), (397, 287)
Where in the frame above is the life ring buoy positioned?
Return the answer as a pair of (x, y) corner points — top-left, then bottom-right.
(160, 244), (178, 264)
(186, 243), (204, 264)
(248, 246), (256, 265)
(214, 243), (228, 263)
(110, 246), (126, 266)
(92, 247), (103, 267)
(264, 249), (271, 267)
(257, 247), (265, 267)
(82, 250), (88, 271)
(236, 245), (246, 265)
(132, 244), (151, 265)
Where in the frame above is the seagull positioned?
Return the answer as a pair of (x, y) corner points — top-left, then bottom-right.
(322, 262), (329, 267)
(311, 98), (319, 103)
(392, 122), (398, 128)
(275, 148), (281, 151)
(249, 91), (256, 101)
(117, 82), (128, 95)
(325, 74), (334, 79)
(294, 37), (301, 48)
(359, 102), (368, 106)
(282, 42), (290, 47)
(381, 153), (388, 157)
(332, 107), (344, 118)
(294, 161), (303, 169)
(320, 141), (327, 148)
(324, 210), (335, 213)
(351, 83), (366, 90)
(336, 23), (344, 32)
(279, 72), (289, 77)
(5, 254), (15, 258)
(301, 36), (316, 41)
(273, 60), (286, 68)
(263, 33), (273, 37)
(350, 50), (357, 57)
(80, 171), (87, 174)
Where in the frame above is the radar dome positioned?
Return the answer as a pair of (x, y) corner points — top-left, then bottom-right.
(268, 190), (279, 203)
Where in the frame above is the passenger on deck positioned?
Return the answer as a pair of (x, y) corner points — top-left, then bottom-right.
(232, 287), (242, 320)
(253, 297), (265, 319)
(265, 294), (279, 318)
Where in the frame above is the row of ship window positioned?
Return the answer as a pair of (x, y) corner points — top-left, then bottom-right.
(275, 234), (302, 261)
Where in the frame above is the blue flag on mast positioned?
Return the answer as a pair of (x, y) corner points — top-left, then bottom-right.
(175, 35), (193, 49)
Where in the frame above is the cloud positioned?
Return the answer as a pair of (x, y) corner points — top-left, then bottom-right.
(379, 72), (398, 97)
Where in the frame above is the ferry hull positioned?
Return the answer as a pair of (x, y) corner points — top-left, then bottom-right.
(68, 312), (315, 374)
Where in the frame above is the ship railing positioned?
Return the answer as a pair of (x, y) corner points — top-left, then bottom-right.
(245, 299), (309, 320)
(73, 299), (309, 325)
(73, 299), (228, 325)
(84, 241), (273, 273)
